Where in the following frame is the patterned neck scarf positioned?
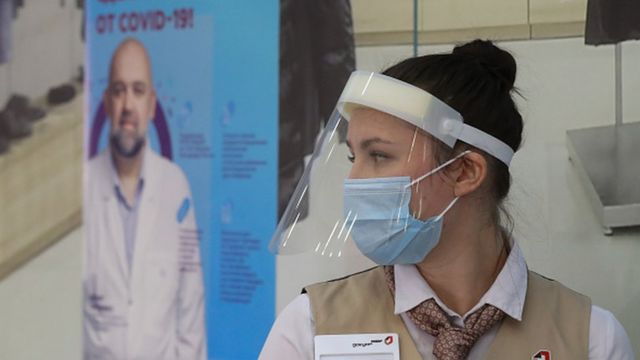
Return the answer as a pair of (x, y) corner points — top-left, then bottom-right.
(384, 266), (505, 360)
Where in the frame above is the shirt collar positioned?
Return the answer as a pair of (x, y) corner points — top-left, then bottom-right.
(393, 239), (528, 322)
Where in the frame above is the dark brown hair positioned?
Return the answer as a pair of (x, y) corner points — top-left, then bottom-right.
(382, 39), (523, 227)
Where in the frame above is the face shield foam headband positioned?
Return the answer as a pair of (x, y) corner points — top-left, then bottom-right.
(338, 71), (514, 166)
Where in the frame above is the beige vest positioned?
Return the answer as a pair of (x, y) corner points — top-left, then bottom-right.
(305, 267), (591, 359)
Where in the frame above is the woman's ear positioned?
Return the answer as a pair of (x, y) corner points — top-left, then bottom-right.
(451, 152), (487, 197)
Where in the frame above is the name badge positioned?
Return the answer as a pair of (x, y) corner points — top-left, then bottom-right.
(314, 333), (400, 360)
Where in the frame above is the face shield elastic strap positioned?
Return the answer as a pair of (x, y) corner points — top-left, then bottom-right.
(338, 71), (515, 167)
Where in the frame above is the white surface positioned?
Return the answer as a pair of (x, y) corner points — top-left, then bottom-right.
(314, 334), (399, 360)
(0, 228), (82, 360)
(0, 1), (83, 106)
(423, 0), (528, 31)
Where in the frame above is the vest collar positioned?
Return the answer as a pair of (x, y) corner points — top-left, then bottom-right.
(393, 239), (528, 322)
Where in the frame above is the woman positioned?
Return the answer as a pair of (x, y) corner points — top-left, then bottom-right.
(261, 40), (633, 359)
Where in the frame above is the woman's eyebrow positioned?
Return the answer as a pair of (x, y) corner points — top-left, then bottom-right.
(346, 137), (394, 151)
(361, 137), (394, 149)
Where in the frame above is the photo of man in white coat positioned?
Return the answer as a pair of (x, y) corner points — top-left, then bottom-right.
(83, 37), (207, 360)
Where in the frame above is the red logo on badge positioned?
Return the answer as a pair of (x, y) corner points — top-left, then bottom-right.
(532, 350), (551, 360)
(384, 336), (394, 345)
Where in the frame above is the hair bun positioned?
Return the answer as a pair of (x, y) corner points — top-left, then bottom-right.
(453, 39), (516, 91)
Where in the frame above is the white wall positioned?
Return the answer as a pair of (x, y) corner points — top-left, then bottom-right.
(0, 228), (82, 360)
(0, 1), (83, 106)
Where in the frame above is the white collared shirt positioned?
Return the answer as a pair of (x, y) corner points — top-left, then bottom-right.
(259, 242), (635, 359)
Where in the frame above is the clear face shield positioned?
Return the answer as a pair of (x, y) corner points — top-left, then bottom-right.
(270, 71), (514, 265)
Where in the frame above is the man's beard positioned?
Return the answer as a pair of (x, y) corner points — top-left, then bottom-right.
(110, 130), (145, 158)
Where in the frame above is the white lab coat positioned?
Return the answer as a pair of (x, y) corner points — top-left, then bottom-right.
(83, 146), (207, 360)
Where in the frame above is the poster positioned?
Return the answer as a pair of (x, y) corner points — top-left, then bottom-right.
(84, 1), (278, 359)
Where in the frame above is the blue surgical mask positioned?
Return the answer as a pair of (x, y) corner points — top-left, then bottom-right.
(342, 152), (467, 265)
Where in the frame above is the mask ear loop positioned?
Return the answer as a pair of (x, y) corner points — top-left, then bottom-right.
(404, 150), (470, 220)
(405, 150), (472, 189)
(435, 196), (459, 221)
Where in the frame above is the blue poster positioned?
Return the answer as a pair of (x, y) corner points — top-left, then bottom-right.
(84, 1), (278, 359)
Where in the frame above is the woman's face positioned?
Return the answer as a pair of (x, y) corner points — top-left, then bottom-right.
(346, 107), (457, 220)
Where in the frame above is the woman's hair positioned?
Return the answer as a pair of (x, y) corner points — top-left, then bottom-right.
(382, 39), (523, 229)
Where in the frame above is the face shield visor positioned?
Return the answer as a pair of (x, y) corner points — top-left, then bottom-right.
(269, 71), (514, 264)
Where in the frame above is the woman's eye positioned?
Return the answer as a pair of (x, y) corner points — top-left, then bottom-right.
(347, 152), (389, 163)
(347, 154), (355, 163)
(370, 152), (388, 161)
